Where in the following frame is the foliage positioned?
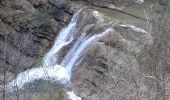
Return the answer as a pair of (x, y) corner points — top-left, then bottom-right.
(27, 79), (66, 93)
(18, 79), (67, 100)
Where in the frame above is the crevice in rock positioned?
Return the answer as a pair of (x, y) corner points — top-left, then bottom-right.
(1, 18), (12, 27)
(54, 18), (66, 24)
(64, 10), (73, 16)
(32, 32), (51, 41)
(85, 79), (98, 88)
(0, 34), (4, 41)
(96, 57), (107, 62)
(99, 62), (109, 70)
(95, 69), (105, 76)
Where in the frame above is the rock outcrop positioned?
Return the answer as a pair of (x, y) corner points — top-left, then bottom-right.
(69, 9), (153, 100)
(69, 1), (170, 100)
(0, 0), (74, 78)
(1, 0), (170, 100)
(0, 0), (155, 83)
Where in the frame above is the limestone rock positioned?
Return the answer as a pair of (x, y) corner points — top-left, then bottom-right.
(70, 10), (153, 100)
(0, 0), (73, 76)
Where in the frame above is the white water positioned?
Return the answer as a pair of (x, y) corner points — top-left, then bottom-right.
(7, 10), (114, 100)
(120, 24), (148, 33)
(135, 0), (144, 3)
(7, 9), (82, 90)
(43, 10), (81, 67)
(61, 28), (113, 75)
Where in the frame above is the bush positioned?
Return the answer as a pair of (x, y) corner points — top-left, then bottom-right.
(18, 79), (67, 100)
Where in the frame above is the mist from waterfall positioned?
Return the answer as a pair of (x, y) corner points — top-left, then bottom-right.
(6, 10), (114, 100)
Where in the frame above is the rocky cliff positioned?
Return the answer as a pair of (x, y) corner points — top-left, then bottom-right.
(70, 0), (170, 100)
(1, 0), (170, 100)
(0, 0), (74, 77)
(70, 9), (152, 100)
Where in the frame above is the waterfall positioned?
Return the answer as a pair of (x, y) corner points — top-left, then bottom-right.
(61, 28), (113, 75)
(6, 10), (114, 100)
(7, 10), (82, 90)
(43, 9), (81, 67)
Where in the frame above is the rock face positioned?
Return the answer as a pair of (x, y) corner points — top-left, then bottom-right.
(62, 0), (169, 100)
(1, 0), (170, 100)
(69, 1), (170, 100)
(0, 0), (73, 77)
(70, 10), (153, 100)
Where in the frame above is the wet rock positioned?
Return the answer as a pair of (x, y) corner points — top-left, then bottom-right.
(1, 0), (169, 100)
(70, 10), (153, 100)
(0, 0), (73, 75)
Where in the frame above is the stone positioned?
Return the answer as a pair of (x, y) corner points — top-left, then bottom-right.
(0, 0), (72, 75)
(70, 10), (153, 100)
(48, 0), (68, 8)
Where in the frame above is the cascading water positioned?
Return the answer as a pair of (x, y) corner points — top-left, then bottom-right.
(61, 28), (113, 75)
(43, 9), (81, 67)
(6, 10), (114, 100)
(6, 9), (82, 90)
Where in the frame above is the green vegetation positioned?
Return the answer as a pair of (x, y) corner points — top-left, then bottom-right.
(18, 79), (67, 100)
